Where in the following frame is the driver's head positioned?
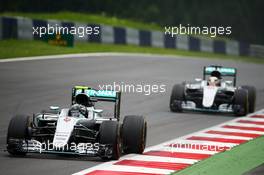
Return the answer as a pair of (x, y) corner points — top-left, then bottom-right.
(69, 104), (87, 117)
(210, 70), (221, 79)
(75, 94), (94, 107)
(208, 76), (220, 86)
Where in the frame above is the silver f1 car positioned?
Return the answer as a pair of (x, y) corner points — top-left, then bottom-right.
(170, 65), (256, 116)
(7, 86), (147, 160)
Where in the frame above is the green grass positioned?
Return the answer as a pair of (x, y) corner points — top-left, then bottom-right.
(173, 136), (264, 175)
(0, 39), (263, 64)
(0, 11), (162, 31)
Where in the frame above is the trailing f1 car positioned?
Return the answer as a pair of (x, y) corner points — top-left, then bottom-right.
(170, 65), (256, 116)
(6, 86), (147, 160)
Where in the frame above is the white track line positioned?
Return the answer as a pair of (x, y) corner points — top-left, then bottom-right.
(208, 127), (264, 135)
(122, 154), (198, 164)
(236, 117), (264, 122)
(188, 133), (253, 140)
(222, 122), (264, 128)
(0, 52), (187, 63)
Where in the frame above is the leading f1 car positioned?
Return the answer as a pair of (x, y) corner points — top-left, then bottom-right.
(170, 65), (256, 116)
(6, 86), (147, 160)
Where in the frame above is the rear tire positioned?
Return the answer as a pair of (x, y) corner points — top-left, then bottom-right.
(99, 120), (121, 160)
(241, 85), (256, 113)
(170, 84), (185, 112)
(233, 89), (249, 116)
(6, 115), (31, 156)
(122, 115), (147, 154)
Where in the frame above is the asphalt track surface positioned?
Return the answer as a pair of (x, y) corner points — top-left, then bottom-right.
(0, 53), (263, 175)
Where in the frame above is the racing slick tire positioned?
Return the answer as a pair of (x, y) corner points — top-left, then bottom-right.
(6, 115), (31, 156)
(241, 85), (256, 113)
(99, 120), (121, 160)
(170, 84), (185, 112)
(122, 115), (147, 154)
(233, 89), (249, 116)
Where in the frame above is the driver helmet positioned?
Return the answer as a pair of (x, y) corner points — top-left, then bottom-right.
(208, 76), (220, 86)
(75, 93), (94, 107)
(69, 104), (87, 117)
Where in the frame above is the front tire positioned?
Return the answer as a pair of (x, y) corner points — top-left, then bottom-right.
(241, 85), (256, 113)
(122, 115), (147, 154)
(170, 84), (185, 112)
(99, 120), (121, 160)
(233, 89), (249, 116)
(6, 115), (31, 156)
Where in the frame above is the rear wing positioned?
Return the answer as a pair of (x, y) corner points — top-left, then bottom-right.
(71, 86), (121, 120)
(203, 65), (237, 85)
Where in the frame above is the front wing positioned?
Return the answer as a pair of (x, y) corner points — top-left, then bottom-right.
(181, 101), (234, 113)
(7, 139), (113, 157)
